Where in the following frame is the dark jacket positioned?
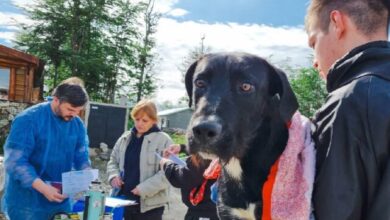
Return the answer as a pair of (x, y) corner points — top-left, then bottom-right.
(107, 128), (173, 213)
(163, 157), (219, 219)
(312, 41), (390, 220)
(122, 126), (161, 202)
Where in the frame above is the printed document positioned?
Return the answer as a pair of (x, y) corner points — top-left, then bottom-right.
(62, 169), (99, 196)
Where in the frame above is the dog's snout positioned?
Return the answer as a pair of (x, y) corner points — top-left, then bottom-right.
(192, 121), (222, 143)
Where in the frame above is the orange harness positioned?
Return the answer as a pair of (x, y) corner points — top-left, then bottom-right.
(262, 122), (291, 219)
(189, 159), (221, 206)
(261, 159), (280, 220)
(210, 122), (290, 219)
(199, 153), (281, 219)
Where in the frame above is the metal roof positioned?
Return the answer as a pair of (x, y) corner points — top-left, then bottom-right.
(158, 107), (192, 116)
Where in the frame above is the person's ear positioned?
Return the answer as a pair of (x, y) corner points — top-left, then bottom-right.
(330, 10), (345, 39)
(52, 96), (59, 105)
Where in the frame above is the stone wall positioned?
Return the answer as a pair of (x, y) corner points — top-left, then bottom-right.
(0, 100), (29, 148)
(0, 101), (29, 194)
(0, 100), (29, 127)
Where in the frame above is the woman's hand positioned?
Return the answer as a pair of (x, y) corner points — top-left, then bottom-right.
(159, 157), (172, 170)
(131, 187), (140, 196)
(110, 175), (124, 189)
(162, 144), (181, 158)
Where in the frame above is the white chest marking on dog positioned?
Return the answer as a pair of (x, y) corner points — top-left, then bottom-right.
(225, 157), (242, 180)
(199, 152), (218, 160)
(231, 203), (256, 220)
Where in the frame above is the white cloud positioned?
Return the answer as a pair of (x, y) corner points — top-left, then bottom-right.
(0, 11), (34, 28)
(0, 32), (16, 43)
(153, 18), (312, 103)
(10, 0), (37, 8)
(0, 0), (314, 105)
(166, 8), (188, 17)
(154, 0), (179, 14)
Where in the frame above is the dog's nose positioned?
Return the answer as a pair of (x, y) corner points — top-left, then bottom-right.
(192, 121), (222, 143)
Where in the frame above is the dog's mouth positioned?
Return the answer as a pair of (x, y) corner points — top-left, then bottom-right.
(187, 132), (240, 162)
(187, 115), (246, 161)
(198, 152), (218, 160)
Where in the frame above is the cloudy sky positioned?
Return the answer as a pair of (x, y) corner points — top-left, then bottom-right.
(0, 0), (313, 104)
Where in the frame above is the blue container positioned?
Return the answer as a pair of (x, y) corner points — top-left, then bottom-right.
(72, 200), (124, 220)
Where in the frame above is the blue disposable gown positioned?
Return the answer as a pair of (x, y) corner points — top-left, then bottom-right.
(2, 102), (90, 220)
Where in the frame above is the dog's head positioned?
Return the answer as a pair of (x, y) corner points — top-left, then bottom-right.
(185, 52), (298, 162)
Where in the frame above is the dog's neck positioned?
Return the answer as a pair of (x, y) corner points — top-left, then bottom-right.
(219, 115), (289, 209)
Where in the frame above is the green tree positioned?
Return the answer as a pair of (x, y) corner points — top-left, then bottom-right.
(15, 0), (71, 87)
(13, 0), (157, 103)
(289, 67), (327, 117)
(133, 0), (159, 102)
(100, 0), (144, 102)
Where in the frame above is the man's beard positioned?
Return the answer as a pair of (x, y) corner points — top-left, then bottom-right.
(54, 106), (73, 121)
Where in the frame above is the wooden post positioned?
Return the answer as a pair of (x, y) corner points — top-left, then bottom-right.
(29, 67), (35, 103)
(25, 66), (34, 102)
(8, 67), (16, 101)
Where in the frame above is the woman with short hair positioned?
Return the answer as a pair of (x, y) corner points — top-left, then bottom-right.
(107, 99), (173, 220)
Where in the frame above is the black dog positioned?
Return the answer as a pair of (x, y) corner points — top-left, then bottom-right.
(185, 52), (298, 220)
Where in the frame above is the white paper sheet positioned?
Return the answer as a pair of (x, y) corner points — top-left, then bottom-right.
(154, 152), (187, 167)
(105, 197), (137, 207)
(168, 154), (187, 166)
(62, 169), (99, 196)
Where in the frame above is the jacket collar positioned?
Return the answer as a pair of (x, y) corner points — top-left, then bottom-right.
(131, 125), (160, 137)
(327, 41), (390, 93)
(121, 125), (161, 141)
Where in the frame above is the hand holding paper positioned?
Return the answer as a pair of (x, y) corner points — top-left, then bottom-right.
(61, 169), (99, 197)
(155, 151), (186, 167)
(163, 144), (181, 157)
(168, 154), (187, 166)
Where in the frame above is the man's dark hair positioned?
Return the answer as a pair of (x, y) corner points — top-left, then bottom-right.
(51, 80), (89, 107)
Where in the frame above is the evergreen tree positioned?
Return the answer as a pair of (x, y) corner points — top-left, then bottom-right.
(13, 0), (158, 103)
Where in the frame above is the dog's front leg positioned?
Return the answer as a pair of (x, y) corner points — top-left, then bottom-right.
(216, 176), (260, 220)
(217, 202), (259, 220)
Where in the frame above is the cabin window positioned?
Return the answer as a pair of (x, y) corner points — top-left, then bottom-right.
(0, 66), (10, 100)
(160, 118), (169, 128)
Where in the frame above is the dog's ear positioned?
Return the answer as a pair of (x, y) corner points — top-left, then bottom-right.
(185, 60), (198, 108)
(269, 67), (299, 123)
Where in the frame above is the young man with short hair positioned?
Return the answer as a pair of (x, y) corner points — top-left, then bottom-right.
(305, 0), (390, 219)
(2, 77), (91, 220)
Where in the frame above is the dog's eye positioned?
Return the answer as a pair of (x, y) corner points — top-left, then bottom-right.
(239, 83), (254, 92)
(195, 79), (206, 88)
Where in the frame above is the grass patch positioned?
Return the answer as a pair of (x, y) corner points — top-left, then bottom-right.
(170, 133), (186, 145)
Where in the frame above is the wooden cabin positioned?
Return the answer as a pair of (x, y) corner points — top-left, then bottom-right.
(0, 44), (45, 103)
